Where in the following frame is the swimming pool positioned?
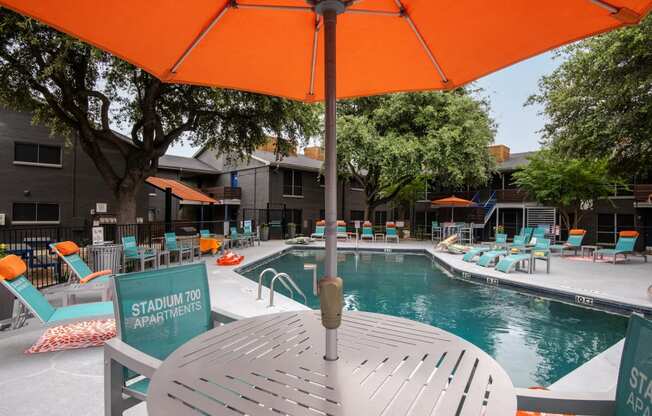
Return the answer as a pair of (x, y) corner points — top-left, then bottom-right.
(241, 249), (627, 387)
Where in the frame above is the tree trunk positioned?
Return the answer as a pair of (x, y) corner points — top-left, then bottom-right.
(366, 205), (375, 224)
(115, 188), (138, 224)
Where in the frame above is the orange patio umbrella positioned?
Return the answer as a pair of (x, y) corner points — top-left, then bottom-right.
(3, 0), (651, 361)
(432, 195), (476, 223)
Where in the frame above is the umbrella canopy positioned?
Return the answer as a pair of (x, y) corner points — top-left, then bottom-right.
(431, 196), (475, 207)
(2, 0), (651, 102)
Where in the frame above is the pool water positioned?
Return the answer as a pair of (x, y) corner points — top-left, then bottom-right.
(241, 249), (627, 387)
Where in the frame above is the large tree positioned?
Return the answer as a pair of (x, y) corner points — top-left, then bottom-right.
(0, 11), (319, 222)
(528, 14), (652, 173)
(336, 91), (495, 220)
(512, 149), (624, 229)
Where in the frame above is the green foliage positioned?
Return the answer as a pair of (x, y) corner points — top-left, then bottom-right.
(0, 10), (319, 220)
(513, 149), (624, 228)
(528, 15), (652, 173)
(336, 91), (495, 218)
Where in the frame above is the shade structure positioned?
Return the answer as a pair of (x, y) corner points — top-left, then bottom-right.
(3, 0), (651, 362)
(2, 0), (651, 102)
(432, 196), (476, 223)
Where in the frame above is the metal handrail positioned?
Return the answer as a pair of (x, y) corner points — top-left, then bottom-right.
(269, 273), (307, 307)
(257, 268), (293, 301)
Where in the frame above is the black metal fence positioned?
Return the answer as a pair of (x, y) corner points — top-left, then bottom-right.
(0, 220), (228, 288)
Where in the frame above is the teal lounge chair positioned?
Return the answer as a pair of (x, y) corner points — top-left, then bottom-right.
(495, 253), (532, 274)
(594, 231), (643, 264)
(532, 226), (546, 242)
(243, 222), (259, 246)
(0, 255), (113, 329)
(531, 238), (552, 273)
(336, 222), (349, 240)
(229, 227), (249, 248)
(550, 229), (586, 256)
(509, 235), (528, 253)
(477, 250), (507, 267)
(50, 241), (113, 285)
(200, 229), (217, 238)
(360, 223), (374, 241)
(517, 314), (652, 415)
(164, 232), (193, 263)
(462, 246), (493, 262)
(494, 233), (508, 249)
(519, 227), (534, 244)
(104, 263), (221, 415)
(311, 225), (325, 240)
(122, 236), (158, 270)
(385, 224), (399, 243)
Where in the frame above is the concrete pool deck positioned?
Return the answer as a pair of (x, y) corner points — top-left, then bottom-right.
(0, 238), (650, 415)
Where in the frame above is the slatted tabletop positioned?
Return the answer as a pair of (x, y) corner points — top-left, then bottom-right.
(147, 311), (516, 416)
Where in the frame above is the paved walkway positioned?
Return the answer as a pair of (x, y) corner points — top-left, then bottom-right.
(1, 238), (650, 415)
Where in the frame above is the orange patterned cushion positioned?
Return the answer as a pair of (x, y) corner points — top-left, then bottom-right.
(619, 231), (639, 238)
(337, 220), (347, 226)
(386, 222), (396, 228)
(316, 220), (326, 226)
(55, 241), (80, 256)
(363, 221), (372, 227)
(568, 229), (586, 235)
(0, 255), (27, 281)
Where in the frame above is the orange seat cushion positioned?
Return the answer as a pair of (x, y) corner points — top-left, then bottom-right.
(79, 269), (112, 284)
(363, 221), (372, 227)
(0, 255), (27, 281)
(337, 220), (347, 226)
(55, 241), (80, 256)
(316, 220), (325, 226)
(568, 229), (586, 235)
(619, 231), (639, 238)
(386, 222), (396, 228)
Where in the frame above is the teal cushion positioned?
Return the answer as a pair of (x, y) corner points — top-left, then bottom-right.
(48, 301), (113, 323)
(3, 276), (55, 322)
(126, 378), (150, 395)
(65, 254), (94, 279)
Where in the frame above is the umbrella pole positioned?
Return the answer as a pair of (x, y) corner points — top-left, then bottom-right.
(318, 1), (345, 362)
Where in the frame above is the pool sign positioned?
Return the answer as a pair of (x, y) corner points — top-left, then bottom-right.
(616, 315), (652, 416)
(92, 227), (104, 245)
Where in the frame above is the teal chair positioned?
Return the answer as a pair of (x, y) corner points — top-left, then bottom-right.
(336, 223), (349, 240)
(104, 263), (221, 415)
(50, 241), (113, 285)
(520, 227), (534, 243)
(477, 250), (508, 267)
(243, 222), (259, 246)
(532, 226), (546, 242)
(163, 232), (193, 263)
(229, 226), (248, 248)
(550, 229), (586, 256)
(431, 221), (442, 241)
(311, 225), (325, 240)
(531, 238), (552, 273)
(462, 246), (493, 262)
(518, 314), (652, 415)
(122, 236), (157, 271)
(0, 255), (113, 329)
(509, 235), (528, 253)
(360, 223), (374, 241)
(385, 224), (399, 243)
(494, 233), (508, 249)
(200, 229), (216, 238)
(594, 231), (643, 264)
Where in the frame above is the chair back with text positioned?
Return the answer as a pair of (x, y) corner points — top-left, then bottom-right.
(616, 231), (639, 252)
(230, 227), (239, 240)
(164, 233), (179, 251)
(50, 241), (95, 280)
(122, 236), (141, 258)
(0, 255), (55, 323)
(615, 314), (652, 415)
(112, 263), (212, 370)
(243, 223), (253, 236)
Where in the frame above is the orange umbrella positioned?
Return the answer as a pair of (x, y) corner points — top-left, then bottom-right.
(3, 0), (651, 361)
(432, 196), (475, 223)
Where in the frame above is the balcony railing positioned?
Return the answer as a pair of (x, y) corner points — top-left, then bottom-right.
(634, 184), (652, 202)
(203, 186), (241, 200)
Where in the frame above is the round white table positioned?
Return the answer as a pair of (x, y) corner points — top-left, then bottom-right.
(147, 310), (516, 416)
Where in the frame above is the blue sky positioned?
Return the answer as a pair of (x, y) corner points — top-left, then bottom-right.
(167, 51), (562, 157)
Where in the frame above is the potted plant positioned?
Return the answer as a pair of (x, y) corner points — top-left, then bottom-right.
(260, 224), (269, 241)
(0, 243), (6, 259)
(495, 225), (505, 235)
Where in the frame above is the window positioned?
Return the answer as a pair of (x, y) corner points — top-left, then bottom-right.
(230, 172), (239, 188)
(283, 169), (303, 196)
(14, 142), (62, 167)
(350, 210), (364, 221)
(350, 179), (364, 192)
(12, 202), (60, 224)
(374, 211), (387, 226)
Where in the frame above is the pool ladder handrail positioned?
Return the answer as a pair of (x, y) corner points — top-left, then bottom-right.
(257, 268), (293, 301)
(269, 273), (307, 307)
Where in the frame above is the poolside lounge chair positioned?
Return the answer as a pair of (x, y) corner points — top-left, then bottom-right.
(462, 245), (493, 262)
(550, 229), (586, 256)
(519, 227), (534, 243)
(336, 220), (349, 240)
(122, 236), (158, 271)
(509, 235), (528, 253)
(360, 221), (375, 242)
(311, 222), (325, 240)
(493, 233), (508, 249)
(164, 232), (194, 263)
(594, 231), (644, 264)
(243, 222), (259, 246)
(104, 263), (221, 415)
(517, 314), (652, 415)
(495, 252), (532, 273)
(435, 233), (458, 251)
(0, 255), (113, 329)
(447, 243), (471, 255)
(50, 241), (113, 284)
(477, 250), (508, 267)
(385, 222), (399, 243)
(532, 226), (547, 242)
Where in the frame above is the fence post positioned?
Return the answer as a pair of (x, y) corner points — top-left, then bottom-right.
(165, 187), (172, 232)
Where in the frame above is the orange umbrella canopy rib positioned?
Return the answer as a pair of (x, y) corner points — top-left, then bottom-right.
(2, 0), (651, 102)
(432, 196), (475, 207)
